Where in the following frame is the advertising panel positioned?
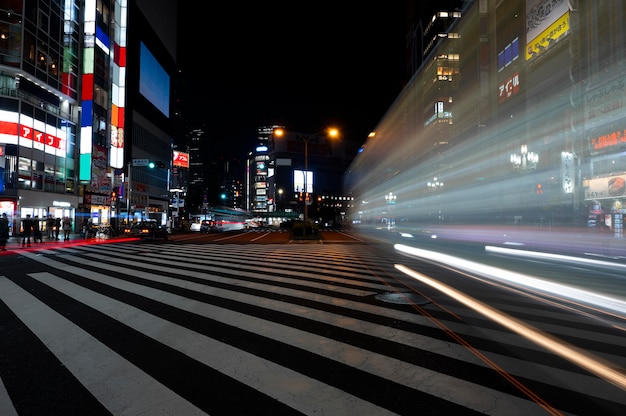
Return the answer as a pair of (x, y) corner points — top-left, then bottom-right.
(525, 0), (570, 60)
(585, 175), (626, 200)
(173, 150), (189, 168)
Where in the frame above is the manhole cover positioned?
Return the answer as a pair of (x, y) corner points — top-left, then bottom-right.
(375, 292), (430, 305)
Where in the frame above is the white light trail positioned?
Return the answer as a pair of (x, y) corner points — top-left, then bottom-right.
(394, 244), (626, 391)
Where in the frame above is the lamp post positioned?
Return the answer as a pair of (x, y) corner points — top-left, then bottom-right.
(274, 127), (339, 236)
(427, 176), (444, 222)
(384, 192), (396, 229)
(510, 145), (539, 223)
(126, 162), (132, 225)
(170, 187), (184, 230)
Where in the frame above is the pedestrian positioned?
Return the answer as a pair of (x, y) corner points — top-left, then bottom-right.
(33, 215), (43, 243)
(0, 213), (9, 251)
(54, 217), (61, 240)
(46, 215), (55, 238)
(62, 216), (72, 241)
(21, 214), (33, 247)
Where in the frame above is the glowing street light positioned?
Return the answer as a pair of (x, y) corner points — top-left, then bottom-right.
(427, 176), (444, 222)
(427, 176), (444, 189)
(385, 192), (396, 229)
(510, 144), (538, 170)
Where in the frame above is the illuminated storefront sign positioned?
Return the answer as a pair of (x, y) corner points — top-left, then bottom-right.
(0, 112), (66, 154)
(498, 72), (520, 103)
(590, 129), (626, 151)
(561, 152), (575, 194)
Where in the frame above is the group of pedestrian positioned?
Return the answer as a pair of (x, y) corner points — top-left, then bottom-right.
(0, 214), (73, 250)
(20, 214), (39, 246)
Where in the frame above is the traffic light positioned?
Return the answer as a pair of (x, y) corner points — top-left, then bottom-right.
(147, 161), (166, 169)
(111, 190), (117, 202)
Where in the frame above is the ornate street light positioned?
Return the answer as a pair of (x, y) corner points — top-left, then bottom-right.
(510, 144), (538, 170)
(427, 176), (444, 189)
(427, 176), (444, 222)
(385, 192), (396, 229)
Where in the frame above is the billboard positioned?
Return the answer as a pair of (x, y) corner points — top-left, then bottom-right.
(173, 150), (189, 168)
(526, 0), (570, 60)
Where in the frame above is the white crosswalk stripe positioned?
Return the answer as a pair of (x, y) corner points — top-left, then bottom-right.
(1, 241), (625, 415)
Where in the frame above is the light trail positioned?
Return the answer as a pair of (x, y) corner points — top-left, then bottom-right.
(394, 244), (626, 391)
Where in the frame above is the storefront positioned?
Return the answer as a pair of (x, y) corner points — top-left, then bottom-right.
(584, 175), (625, 237)
(3, 190), (80, 236)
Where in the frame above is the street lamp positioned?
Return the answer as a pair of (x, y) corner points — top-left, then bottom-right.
(277, 188), (283, 212)
(384, 192), (396, 229)
(427, 176), (444, 189)
(274, 127), (339, 236)
(427, 176), (444, 222)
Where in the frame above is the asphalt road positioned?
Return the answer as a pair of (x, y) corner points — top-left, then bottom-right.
(0, 226), (625, 415)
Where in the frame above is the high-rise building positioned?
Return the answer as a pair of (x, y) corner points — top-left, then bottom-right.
(121, 0), (177, 226)
(0, 0), (82, 235)
(247, 125), (282, 214)
(0, 0), (177, 235)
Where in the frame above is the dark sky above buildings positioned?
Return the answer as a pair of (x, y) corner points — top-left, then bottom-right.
(178, 3), (409, 159)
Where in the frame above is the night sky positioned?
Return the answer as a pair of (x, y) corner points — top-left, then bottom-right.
(178, 3), (408, 159)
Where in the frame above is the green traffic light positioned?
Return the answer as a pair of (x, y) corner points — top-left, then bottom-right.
(148, 161), (155, 168)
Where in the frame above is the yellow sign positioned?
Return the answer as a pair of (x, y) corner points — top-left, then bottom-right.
(526, 12), (569, 60)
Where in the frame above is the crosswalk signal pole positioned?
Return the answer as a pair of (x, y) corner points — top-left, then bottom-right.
(126, 162), (132, 225)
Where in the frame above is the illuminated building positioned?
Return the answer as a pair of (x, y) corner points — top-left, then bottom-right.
(0, 0), (177, 236)
(346, 0), (626, 236)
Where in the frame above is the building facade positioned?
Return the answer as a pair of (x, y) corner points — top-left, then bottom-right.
(346, 0), (626, 237)
(0, 0), (177, 236)
(248, 126), (353, 227)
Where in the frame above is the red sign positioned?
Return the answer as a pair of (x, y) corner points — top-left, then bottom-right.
(173, 150), (189, 168)
(591, 129), (626, 151)
(498, 72), (520, 103)
(19, 125), (62, 149)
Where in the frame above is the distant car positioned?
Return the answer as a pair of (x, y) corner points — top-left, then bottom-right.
(124, 221), (169, 240)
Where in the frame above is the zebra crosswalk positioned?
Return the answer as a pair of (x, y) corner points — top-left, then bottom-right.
(1, 241), (625, 415)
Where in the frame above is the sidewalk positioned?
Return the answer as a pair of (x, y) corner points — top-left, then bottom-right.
(1, 233), (108, 254)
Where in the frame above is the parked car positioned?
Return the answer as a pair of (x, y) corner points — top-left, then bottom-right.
(123, 221), (169, 240)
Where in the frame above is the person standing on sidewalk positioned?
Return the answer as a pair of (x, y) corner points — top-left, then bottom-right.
(33, 215), (43, 243)
(54, 217), (61, 240)
(46, 215), (55, 238)
(62, 216), (72, 241)
(21, 214), (33, 247)
(0, 213), (9, 251)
